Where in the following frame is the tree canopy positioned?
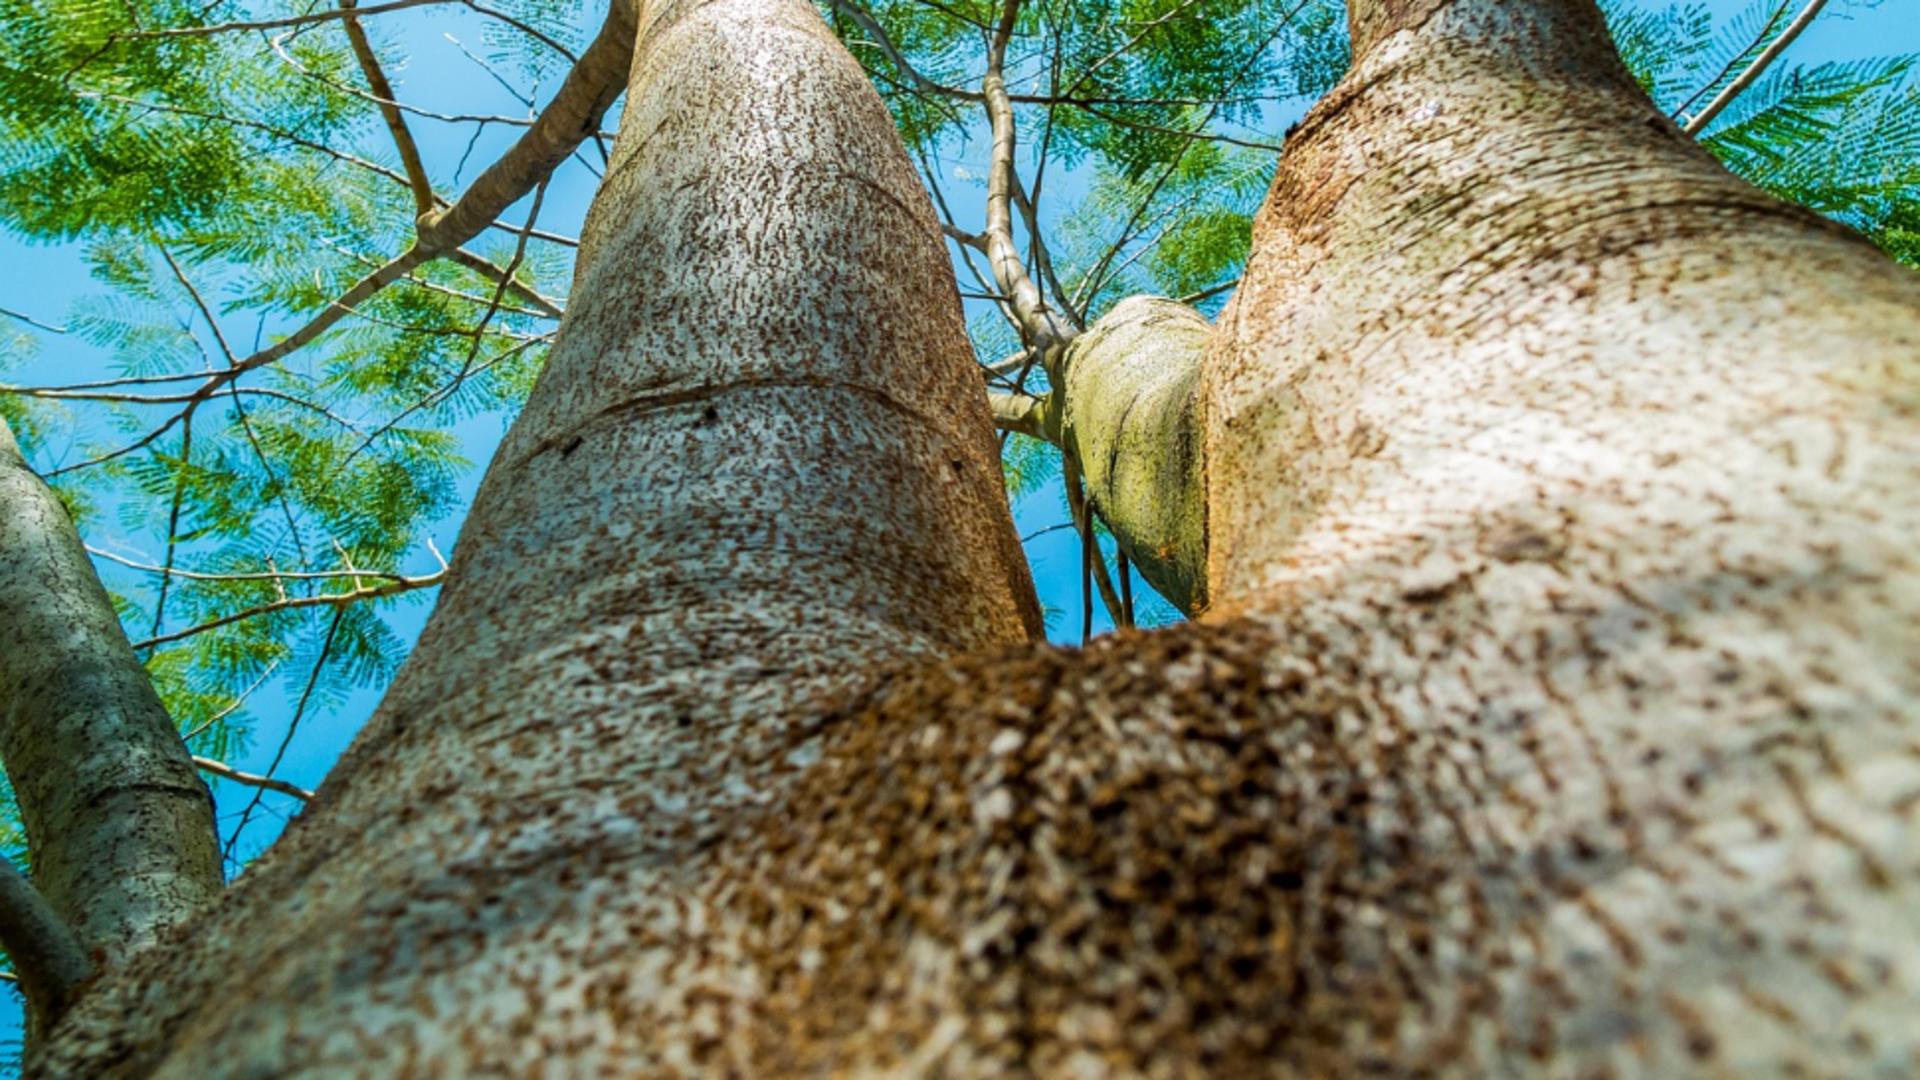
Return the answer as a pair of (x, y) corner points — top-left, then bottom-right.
(1, 0), (1917, 1029)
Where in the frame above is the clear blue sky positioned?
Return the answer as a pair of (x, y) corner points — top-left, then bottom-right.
(3, 0), (1915, 1060)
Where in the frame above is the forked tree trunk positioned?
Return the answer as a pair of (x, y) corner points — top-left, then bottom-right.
(27, 0), (1920, 1074)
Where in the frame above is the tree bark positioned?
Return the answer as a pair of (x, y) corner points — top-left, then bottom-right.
(27, 0), (1920, 1073)
(0, 419), (221, 1033)
(1191, 0), (1920, 1070)
(33, 0), (1038, 1070)
(1058, 296), (1209, 614)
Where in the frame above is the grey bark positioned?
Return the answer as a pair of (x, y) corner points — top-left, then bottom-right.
(32, 0), (1038, 1069)
(0, 419), (221, 976)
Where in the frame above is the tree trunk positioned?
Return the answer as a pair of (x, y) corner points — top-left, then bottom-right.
(0, 419), (221, 1041)
(27, 0), (1920, 1074)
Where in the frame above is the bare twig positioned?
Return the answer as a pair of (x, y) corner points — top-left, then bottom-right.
(1177, 277), (1239, 305)
(192, 757), (313, 802)
(181, 661), (284, 742)
(0, 307), (66, 334)
(1064, 452), (1126, 629)
(221, 610), (344, 867)
(465, 0), (578, 61)
(116, 0), (452, 39)
(132, 567), (447, 652)
(1683, 0), (1830, 134)
(1020, 521), (1075, 543)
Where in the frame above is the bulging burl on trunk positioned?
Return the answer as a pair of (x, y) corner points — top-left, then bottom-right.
(1060, 296), (1211, 615)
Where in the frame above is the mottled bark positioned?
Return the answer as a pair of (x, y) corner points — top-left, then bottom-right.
(29, 0), (1920, 1073)
(34, 0), (1036, 1070)
(0, 420), (221, 976)
(1190, 0), (1920, 1070)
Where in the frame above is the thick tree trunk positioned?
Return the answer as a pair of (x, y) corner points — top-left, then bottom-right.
(34, 0), (1037, 1071)
(28, 0), (1920, 1074)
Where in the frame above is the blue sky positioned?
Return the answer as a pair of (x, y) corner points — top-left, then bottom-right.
(3, 0), (1915, 1059)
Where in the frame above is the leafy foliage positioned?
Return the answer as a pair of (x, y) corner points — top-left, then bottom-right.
(1601, 0), (1920, 266)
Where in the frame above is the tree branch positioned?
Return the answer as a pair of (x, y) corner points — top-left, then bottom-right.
(191, 757), (312, 802)
(983, 0), (1075, 366)
(987, 389), (1059, 442)
(414, 0), (636, 254)
(220, 610), (343, 868)
(340, 0), (436, 215)
(448, 248), (565, 318)
(0, 307), (67, 334)
(0, 418), (223, 968)
(1065, 451), (1128, 630)
(131, 567), (447, 653)
(1669, 1), (1790, 122)
(0, 859), (89, 1038)
(1682, 0), (1829, 134)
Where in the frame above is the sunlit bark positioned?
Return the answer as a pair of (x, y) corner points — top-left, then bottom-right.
(27, 0), (1920, 1074)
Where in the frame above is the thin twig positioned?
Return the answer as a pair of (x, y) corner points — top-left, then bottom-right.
(1064, 452), (1126, 629)
(465, 0), (577, 60)
(0, 307), (67, 334)
(116, 0), (451, 39)
(1177, 277), (1239, 305)
(192, 757), (313, 801)
(1670, 0), (1791, 122)
(1021, 521), (1075, 543)
(221, 609), (344, 867)
(132, 568), (447, 652)
(1683, 0), (1830, 134)
(181, 661), (284, 742)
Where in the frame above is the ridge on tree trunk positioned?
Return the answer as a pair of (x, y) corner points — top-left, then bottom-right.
(26, 0), (1920, 1074)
